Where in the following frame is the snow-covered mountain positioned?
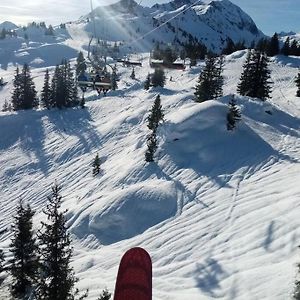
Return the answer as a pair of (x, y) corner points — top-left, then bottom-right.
(0, 0), (265, 70)
(82, 0), (264, 52)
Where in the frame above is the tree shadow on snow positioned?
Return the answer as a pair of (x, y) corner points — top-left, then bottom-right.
(0, 107), (102, 175)
(194, 258), (228, 297)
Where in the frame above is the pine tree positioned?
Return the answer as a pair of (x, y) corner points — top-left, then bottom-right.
(11, 66), (22, 110)
(76, 52), (87, 76)
(237, 50), (252, 96)
(145, 132), (157, 162)
(144, 73), (151, 90)
(37, 184), (86, 300)
(145, 95), (164, 162)
(11, 64), (38, 110)
(147, 94), (164, 132)
(222, 38), (236, 55)
(97, 288), (111, 300)
(130, 68), (135, 79)
(295, 70), (300, 97)
(227, 95), (241, 130)
(290, 40), (299, 56)
(281, 37), (290, 56)
(267, 32), (279, 57)
(10, 200), (39, 298)
(92, 154), (101, 176)
(50, 60), (78, 108)
(151, 68), (165, 88)
(41, 69), (51, 109)
(194, 55), (223, 102)
(237, 50), (272, 101)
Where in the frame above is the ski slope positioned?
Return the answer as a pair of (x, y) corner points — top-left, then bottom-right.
(0, 48), (299, 299)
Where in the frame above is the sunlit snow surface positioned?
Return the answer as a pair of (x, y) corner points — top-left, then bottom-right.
(0, 26), (300, 300)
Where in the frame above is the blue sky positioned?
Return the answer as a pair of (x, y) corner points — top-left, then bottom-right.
(0, 0), (299, 35)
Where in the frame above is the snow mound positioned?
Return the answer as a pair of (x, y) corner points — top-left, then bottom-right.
(72, 181), (178, 245)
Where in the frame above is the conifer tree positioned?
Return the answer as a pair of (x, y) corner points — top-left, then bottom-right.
(295, 70), (300, 97)
(227, 95), (241, 130)
(144, 74), (151, 90)
(151, 68), (165, 88)
(145, 132), (157, 162)
(147, 94), (164, 132)
(50, 60), (78, 108)
(290, 40), (299, 56)
(194, 55), (223, 102)
(237, 50), (252, 97)
(222, 38), (235, 55)
(237, 50), (272, 101)
(92, 154), (101, 176)
(10, 200), (39, 298)
(37, 184), (86, 300)
(76, 51), (87, 76)
(267, 32), (279, 57)
(11, 64), (38, 110)
(41, 69), (51, 109)
(145, 95), (164, 162)
(281, 37), (290, 56)
(97, 288), (111, 300)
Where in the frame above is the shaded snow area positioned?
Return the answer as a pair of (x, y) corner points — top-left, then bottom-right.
(0, 47), (300, 299)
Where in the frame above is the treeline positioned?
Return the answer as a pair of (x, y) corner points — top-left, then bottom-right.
(3, 60), (83, 112)
(222, 33), (300, 57)
(0, 184), (111, 300)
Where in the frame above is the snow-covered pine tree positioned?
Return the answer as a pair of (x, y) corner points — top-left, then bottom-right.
(144, 73), (151, 90)
(147, 94), (164, 132)
(194, 55), (223, 102)
(213, 55), (224, 98)
(237, 50), (272, 101)
(11, 64), (38, 110)
(237, 50), (252, 97)
(151, 68), (165, 88)
(296, 70), (300, 97)
(145, 94), (164, 162)
(41, 69), (51, 109)
(10, 200), (39, 298)
(76, 51), (87, 76)
(145, 132), (157, 162)
(92, 154), (101, 176)
(97, 288), (111, 300)
(37, 184), (87, 300)
(227, 95), (241, 130)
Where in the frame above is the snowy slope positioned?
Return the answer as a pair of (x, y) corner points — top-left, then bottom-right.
(0, 49), (299, 300)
